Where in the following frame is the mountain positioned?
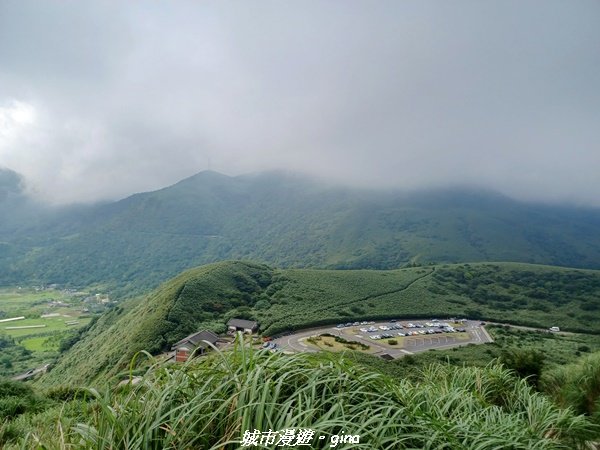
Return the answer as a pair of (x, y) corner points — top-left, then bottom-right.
(41, 260), (600, 386)
(3, 170), (600, 294)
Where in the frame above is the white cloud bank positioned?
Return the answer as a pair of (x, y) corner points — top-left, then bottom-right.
(0, 1), (599, 205)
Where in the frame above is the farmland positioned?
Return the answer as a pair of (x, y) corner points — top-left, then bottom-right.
(0, 286), (100, 376)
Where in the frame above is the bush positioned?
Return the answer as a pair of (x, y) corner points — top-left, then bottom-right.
(45, 385), (88, 402)
(542, 351), (600, 420)
(500, 348), (545, 388)
(0, 378), (47, 420)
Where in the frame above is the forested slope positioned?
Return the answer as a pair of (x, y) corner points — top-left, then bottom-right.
(4, 170), (600, 295)
(42, 261), (600, 387)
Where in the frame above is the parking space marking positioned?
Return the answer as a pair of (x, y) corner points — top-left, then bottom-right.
(273, 320), (492, 358)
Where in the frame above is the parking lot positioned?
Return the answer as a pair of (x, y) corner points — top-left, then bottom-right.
(272, 318), (492, 359)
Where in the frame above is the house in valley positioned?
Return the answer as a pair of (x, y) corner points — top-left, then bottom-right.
(227, 318), (259, 334)
(172, 329), (220, 362)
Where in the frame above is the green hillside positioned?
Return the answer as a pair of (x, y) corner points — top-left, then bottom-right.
(41, 260), (600, 387)
(4, 170), (600, 295)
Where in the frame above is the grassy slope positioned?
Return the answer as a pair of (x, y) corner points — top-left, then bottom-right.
(258, 262), (600, 335)
(6, 348), (600, 449)
(40, 261), (274, 385)
(40, 260), (600, 387)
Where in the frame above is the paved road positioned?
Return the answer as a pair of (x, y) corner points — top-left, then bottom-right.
(485, 321), (571, 336)
(12, 363), (50, 381)
(273, 319), (493, 359)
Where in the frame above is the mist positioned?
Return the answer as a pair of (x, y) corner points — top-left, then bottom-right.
(0, 1), (599, 205)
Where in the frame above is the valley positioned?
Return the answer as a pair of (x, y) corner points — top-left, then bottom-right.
(0, 286), (108, 377)
(3, 172), (600, 449)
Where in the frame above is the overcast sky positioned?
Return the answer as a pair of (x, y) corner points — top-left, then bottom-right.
(0, 1), (599, 205)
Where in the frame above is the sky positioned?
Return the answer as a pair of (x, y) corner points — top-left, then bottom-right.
(0, 1), (599, 205)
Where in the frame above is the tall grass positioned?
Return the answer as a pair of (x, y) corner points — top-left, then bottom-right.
(21, 339), (599, 449)
(542, 351), (600, 422)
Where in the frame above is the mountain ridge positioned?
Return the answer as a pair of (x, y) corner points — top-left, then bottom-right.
(2, 169), (600, 294)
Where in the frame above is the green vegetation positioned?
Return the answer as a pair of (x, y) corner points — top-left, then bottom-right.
(0, 378), (48, 422)
(4, 170), (600, 295)
(348, 326), (600, 385)
(0, 335), (39, 378)
(307, 334), (371, 352)
(542, 352), (600, 420)
(0, 287), (97, 377)
(4, 346), (599, 449)
(40, 260), (600, 387)
(258, 262), (600, 334)
(4, 169), (600, 448)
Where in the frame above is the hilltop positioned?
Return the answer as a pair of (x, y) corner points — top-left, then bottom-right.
(41, 260), (600, 386)
(3, 170), (600, 295)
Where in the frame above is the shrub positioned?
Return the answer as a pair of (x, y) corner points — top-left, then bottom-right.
(0, 378), (47, 420)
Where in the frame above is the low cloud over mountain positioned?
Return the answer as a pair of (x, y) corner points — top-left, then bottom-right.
(1, 2), (599, 205)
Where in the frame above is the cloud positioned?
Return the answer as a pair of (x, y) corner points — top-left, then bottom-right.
(0, 0), (599, 205)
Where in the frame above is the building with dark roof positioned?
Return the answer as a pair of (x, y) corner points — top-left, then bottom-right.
(171, 329), (220, 362)
(227, 318), (259, 334)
